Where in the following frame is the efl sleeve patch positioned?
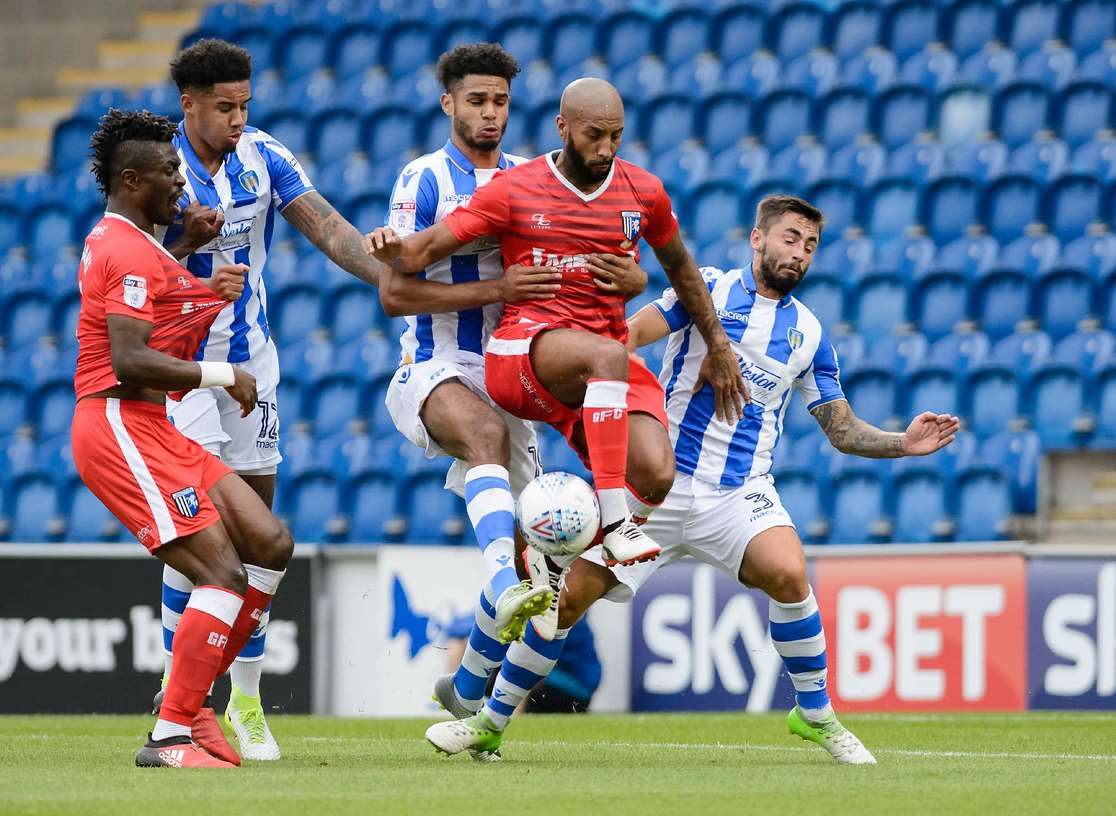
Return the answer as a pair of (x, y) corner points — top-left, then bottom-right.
(122, 274), (148, 309)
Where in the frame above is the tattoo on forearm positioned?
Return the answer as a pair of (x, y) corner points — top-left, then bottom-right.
(283, 191), (380, 285)
(657, 239), (726, 347)
(811, 400), (905, 458)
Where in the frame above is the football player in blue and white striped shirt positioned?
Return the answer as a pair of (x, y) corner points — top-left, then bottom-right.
(427, 194), (960, 763)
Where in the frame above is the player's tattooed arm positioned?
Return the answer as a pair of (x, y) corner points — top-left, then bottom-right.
(379, 263), (561, 316)
(811, 399), (907, 457)
(282, 191), (381, 286)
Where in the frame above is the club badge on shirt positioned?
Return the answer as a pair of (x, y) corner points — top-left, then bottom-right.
(122, 274), (148, 309)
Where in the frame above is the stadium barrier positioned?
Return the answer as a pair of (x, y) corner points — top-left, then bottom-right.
(2, 543), (1113, 714)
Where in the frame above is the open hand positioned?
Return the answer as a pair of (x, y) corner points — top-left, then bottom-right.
(588, 253), (647, 298)
(498, 264), (562, 302)
(694, 344), (748, 422)
(903, 411), (961, 455)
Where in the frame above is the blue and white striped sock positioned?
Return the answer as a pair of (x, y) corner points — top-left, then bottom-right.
(769, 589), (833, 721)
(483, 624), (570, 731)
(451, 582), (510, 711)
(464, 465), (519, 602)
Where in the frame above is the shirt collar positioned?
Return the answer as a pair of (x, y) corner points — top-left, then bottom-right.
(737, 251), (793, 307)
(443, 139), (509, 175)
(176, 122), (227, 188)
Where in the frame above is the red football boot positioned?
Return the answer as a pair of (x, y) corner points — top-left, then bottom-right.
(135, 735), (237, 768)
(192, 707), (241, 766)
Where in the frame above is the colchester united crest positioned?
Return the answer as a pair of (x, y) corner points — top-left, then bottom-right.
(238, 169), (260, 194)
(788, 327), (805, 350)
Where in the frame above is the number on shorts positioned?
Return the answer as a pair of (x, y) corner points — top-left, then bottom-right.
(257, 401), (279, 441)
(744, 491), (773, 512)
(527, 444), (543, 478)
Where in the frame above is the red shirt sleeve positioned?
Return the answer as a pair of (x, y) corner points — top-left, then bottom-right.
(443, 169), (512, 243)
(102, 238), (162, 323)
(643, 179), (680, 249)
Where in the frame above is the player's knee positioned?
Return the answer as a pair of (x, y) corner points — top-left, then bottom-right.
(764, 561), (810, 604)
(256, 520), (294, 570)
(202, 560), (248, 596)
(588, 339), (630, 381)
(630, 447), (675, 505)
(461, 411), (510, 466)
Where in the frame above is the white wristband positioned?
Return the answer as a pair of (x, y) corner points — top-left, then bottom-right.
(197, 361), (236, 388)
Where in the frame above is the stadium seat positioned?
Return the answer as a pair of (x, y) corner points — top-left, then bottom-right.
(1078, 37), (1116, 84)
(1045, 174), (1105, 241)
(768, 3), (825, 63)
(1018, 41), (1077, 91)
(285, 471), (344, 543)
(347, 193), (390, 238)
(545, 14), (597, 74)
(1027, 363), (1091, 447)
(437, 17), (488, 55)
(826, 138), (887, 188)
(714, 5), (767, 67)
(926, 329), (991, 373)
(685, 181), (745, 247)
(642, 94), (697, 155)
(756, 90), (812, 153)
(989, 326), (1052, 375)
(362, 374), (396, 438)
(863, 180), (921, 241)
(899, 43), (959, 92)
(55, 289), (81, 348)
(306, 374), (362, 433)
(324, 427), (375, 479)
(955, 467), (1012, 540)
(809, 233), (873, 279)
(598, 11), (654, 70)
(25, 204), (75, 262)
(831, 331), (867, 375)
(873, 85), (933, 149)
(330, 24), (381, 80)
(830, 1), (883, 62)
(707, 140), (769, 187)
(8, 472), (63, 542)
(938, 85), (992, 146)
(1005, 0), (1061, 54)
(779, 50), (838, 98)
(775, 469), (827, 543)
(66, 477), (120, 543)
(1101, 270), (1116, 330)
(842, 368), (897, 427)
(944, 0), (1002, 61)
(230, 26), (276, 74)
(402, 471), (467, 544)
(272, 284), (323, 347)
(1090, 364), (1116, 448)
(982, 175), (1043, 241)
(3, 291), (53, 349)
(768, 139), (827, 186)
(815, 88), (871, 151)
(698, 92), (752, 155)
(31, 380), (72, 440)
(658, 9), (711, 68)
(992, 82), (1052, 149)
(829, 469), (890, 544)
(978, 426), (1041, 513)
(903, 366), (961, 416)
(1070, 136), (1116, 184)
(912, 271), (970, 340)
(958, 43), (1018, 89)
(50, 115), (98, 174)
(1007, 132), (1068, 182)
(491, 16), (544, 67)
(866, 331), (928, 377)
(347, 470), (403, 542)
(973, 268), (1032, 339)
(280, 421), (320, 479)
(922, 176), (981, 243)
(651, 143), (709, 191)
(1062, 226), (1116, 280)
(275, 25), (329, 80)
(885, 0), (941, 61)
(887, 135), (945, 185)
(382, 21), (434, 77)
(1035, 267), (1093, 340)
(794, 275), (845, 328)
(964, 365), (1021, 436)
(260, 110), (308, 158)
(0, 204), (21, 256)
(326, 284), (381, 345)
(310, 108), (363, 161)
(1059, 81), (1114, 151)
(2, 428), (37, 477)
(840, 47), (898, 95)
(1064, 0), (1116, 56)
(999, 229), (1059, 277)
(936, 232), (999, 276)
(892, 470), (951, 543)
(723, 50), (781, 99)
(363, 106), (417, 163)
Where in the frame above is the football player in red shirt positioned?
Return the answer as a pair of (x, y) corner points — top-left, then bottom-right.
(368, 78), (745, 568)
(72, 110), (293, 768)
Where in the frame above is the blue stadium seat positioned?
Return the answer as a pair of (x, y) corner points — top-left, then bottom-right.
(958, 43), (1018, 89)
(887, 134), (945, 185)
(611, 58), (665, 107)
(756, 90), (812, 152)
(324, 427), (374, 479)
(275, 25), (329, 80)
(599, 11), (655, 70)
(830, 469), (890, 544)
(826, 139), (886, 188)
(54, 290), (80, 349)
(723, 51), (781, 99)
(437, 17), (488, 55)
(230, 26), (276, 74)
(545, 14), (597, 73)
(978, 427), (1041, 513)
(713, 5), (767, 67)
(768, 3), (825, 63)
(8, 472), (63, 542)
(1028, 363), (1090, 447)
(989, 326), (1052, 375)
(926, 329), (991, 373)
(279, 421), (320, 479)
(840, 47), (898, 95)
(1008, 132), (1067, 182)
(964, 365), (1021, 436)
(810, 233), (873, 279)
(284, 335), (337, 382)
(402, 471), (467, 544)
(326, 284), (380, 345)
(815, 88), (871, 151)
(936, 233), (999, 276)
(492, 16), (544, 67)
(780, 50), (838, 98)
(51, 115), (98, 174)
(973, 268), (1032, 339)
(3, 291), (53, 349)
(1018, 41), (1077, 91)
(1036, 267), (1094, 341)
(992, 82), (1052, 149)
(382, 21), (434, 77)
(1045, 173), (1105, 241)
(937, 85), (992, 145)
(866, 331), (928, 377)
(794, 274), (845, 328)
(347, 470), (402, 542)
(873, 85), (933, 149)
(685, 181), (745, 246)
(1062, 227), (1116, 281)
(831, 331), (867, 375)
(285, 471), (343, 543)
(830, 1), (882, 62)
(31, 380), (72, 440)
(330, 24), (381, 79)
(955, 467), (1012, 540)
(899, 43), (958, 92)
(892, 470), (951, 543)
(306, 374), (362, 432)
(310, 108), (362, 161)
(1090, 364), (1116, 448)
(698, 92), (752, 155)
(0, 204), (21, 255)
(922, 176), (980, 243)
(658, 9), (711, 68)
(776, 469), (827, 543)
(66, 477), (121, 542)
(363, 106), (416, 163)
(362, 374), (396, 438)
(999, 229), (1059, 277)
(708, 139), (769, 187)
(768, 139), (827, 186)
(863, 179), (921, 241)
(347, 193), (390, 237)
(259, 110), (308, 158)
(982, 174), (1043, 241)
(904, 366), (961, 416)
(2, 428), (37, 478)
(913, 271), (970, 340)
(945, 0), (1002, 60)
(16, 338), (71, 387)
(1064, 0), (1116, 56)
(1101, 270), (1116, 331)
(1077, 40), (1116, 85)
(1005, 0), (1061, 54)
(650, 143), (709, 190)
(272, 285), (323, 347)
(842, 368), (897, 426)
(643, 94), (697, 154)
(1070, 136), (1116, 184)
(885, 0), (941, 61)
(25, 204), (75, 262)
(805, 180), (860, 235)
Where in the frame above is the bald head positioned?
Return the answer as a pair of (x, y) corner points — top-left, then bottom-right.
(559, 77), (624, 124)
(555, 78), (626, 187)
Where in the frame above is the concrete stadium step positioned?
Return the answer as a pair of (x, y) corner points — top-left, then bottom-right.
(137, 9), (200, 42)
(99, 40), (178, 72)
(0, 155), (46, 178)
(55, 67), (167, 93)
(0, 128), (50, 160)
(15, 97), (75, 132)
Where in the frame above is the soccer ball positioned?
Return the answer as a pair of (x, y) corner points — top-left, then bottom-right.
(516, 472), (600, 558)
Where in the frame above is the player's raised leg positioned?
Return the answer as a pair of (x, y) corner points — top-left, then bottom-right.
(739, 526), (875, 764)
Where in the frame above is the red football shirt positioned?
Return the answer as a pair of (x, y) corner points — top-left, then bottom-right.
(442, 152), (679, 342)
(74, 213), (228, 399)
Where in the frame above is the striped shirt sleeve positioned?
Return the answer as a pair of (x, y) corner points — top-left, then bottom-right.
(258, 138), (314, 210)
(387, 166), (438, 237)
(794, 329), (845, 410)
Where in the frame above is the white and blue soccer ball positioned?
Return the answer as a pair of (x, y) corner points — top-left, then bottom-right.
(516, 472), (600, 558)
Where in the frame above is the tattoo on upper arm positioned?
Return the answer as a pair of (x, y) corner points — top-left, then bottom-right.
(810, 399), (905, 458)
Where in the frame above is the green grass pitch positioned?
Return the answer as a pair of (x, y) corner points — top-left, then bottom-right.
(2, 712), (1115, 815)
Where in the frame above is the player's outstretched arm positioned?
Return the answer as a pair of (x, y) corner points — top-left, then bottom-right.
(366, 222), (466, 276)
(106, 314), (257, 415)
(379, 263), (561, 317)
(653, 233), (746, 421)
(811, 399), (960, 458)
(281, 190), (383, 286)
(626, 305), (671, 352)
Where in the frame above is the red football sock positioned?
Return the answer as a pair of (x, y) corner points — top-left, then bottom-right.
(217, 585), (272, 677)
(160, 586), (243, 727)
(582, 379), (630, 528)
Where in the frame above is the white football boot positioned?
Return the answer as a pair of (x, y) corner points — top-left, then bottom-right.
(787, 707), (877, 765)
(492, 581), (553, 644)
(601, 518), (661, 566)
(522, 546), (569, 641)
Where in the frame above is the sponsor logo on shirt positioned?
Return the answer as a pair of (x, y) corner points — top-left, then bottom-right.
(122, 274), (148, 309)
(201, 219), (252, 253)
(531, 247), (587, 270)
(738, 358), (780, 406)
(531, 213), (552, 229)
(391, 200), (416, 231)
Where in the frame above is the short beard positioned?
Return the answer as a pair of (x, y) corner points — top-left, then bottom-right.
(563, 134), (611, 185)
(454, 117), (504, 152)
(758, 247), (803, 298)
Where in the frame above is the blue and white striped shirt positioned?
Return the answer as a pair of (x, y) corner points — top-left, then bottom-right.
(157, 125), (314, 364)
(654, 264), (844, 487)
(386, 140), (526, 365)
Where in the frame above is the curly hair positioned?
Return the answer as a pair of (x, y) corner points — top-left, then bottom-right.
(90, 108), (178, 196)
(170, 38), (252, 92)
(435, 43), (519, 93)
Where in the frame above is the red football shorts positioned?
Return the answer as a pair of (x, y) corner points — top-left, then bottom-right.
(72, 397), (232, 552)
(485, 322), (669, 463)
